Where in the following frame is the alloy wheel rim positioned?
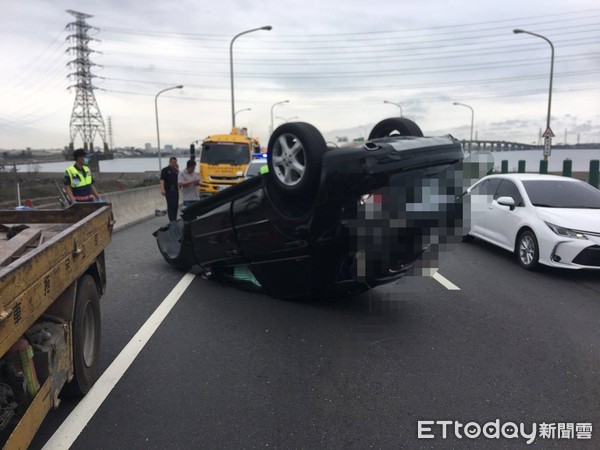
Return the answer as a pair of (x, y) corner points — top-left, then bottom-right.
(272, 134), (306, 186)
(520, 236), (534, 265)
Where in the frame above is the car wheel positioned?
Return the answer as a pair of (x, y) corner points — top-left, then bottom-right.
(517, 230), (539, 270)
(63, 275), (101, 396)
(267, 122), (327, 196)
(368, 117), (424, 140)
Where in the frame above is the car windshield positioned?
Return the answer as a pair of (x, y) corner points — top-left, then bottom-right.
(522, 180), (600, 208)
(246, 161), (266, 178)
(201, 143), (250, 165)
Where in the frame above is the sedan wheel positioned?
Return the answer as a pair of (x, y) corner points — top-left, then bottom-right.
(272, 134), (306, 186)
(267, 122), (327, 196)
(368, 117), (424, 140)
(517, 230), (539, 270)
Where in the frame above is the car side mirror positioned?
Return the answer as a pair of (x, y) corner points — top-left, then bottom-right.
(497, 196), (516, 210)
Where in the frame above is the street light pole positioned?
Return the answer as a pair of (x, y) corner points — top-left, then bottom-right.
(230, 26), (272, 129)
(383, 100), (403, 117)
(234, 108), (252, 123)
(155, 85), (183, 171)
(270, 100), (289, 135)
(453, 102), (474, 154)
(513, 28), (555, 161)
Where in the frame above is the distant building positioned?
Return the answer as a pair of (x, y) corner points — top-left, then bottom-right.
(144, 143), (152, 152)
(164, 144), (173, 153)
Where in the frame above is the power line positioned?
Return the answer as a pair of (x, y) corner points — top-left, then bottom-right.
(100, 83), (599, 105)
(103, 53), (596, 79)
(97, 8), (600, 40)
(101, 35), (599, 66)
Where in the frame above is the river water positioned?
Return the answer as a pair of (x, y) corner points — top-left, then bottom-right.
(14, 149), (600, 174)
(14, 157), (172, 173)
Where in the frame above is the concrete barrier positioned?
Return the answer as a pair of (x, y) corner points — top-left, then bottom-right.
(103, 185), (167, 231)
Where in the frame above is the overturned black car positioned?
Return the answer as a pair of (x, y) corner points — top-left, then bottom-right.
(154, 118), (465, 299)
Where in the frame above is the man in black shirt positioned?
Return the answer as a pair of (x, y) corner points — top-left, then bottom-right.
(160, 157), (179, 221)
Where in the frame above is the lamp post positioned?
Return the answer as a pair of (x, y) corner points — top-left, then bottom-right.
(230, 26), (272, 128)
(234, 108), (252, 123)
(155, 85), (183, 171)
(453, 102), (474, 154)
(270, 100), (289, 135)
(513, 28), (555, 161)
(383, 100), (403, 117)
(275, 115), (298, 123)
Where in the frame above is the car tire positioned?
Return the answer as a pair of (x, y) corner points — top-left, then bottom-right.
(368, 117), (424, 140)
(63, 275), (101, 396)
(267, 122), (327, 196)
(517, 230), (539, 270)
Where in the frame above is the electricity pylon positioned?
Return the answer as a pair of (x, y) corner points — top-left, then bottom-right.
(66, 9), (109, 156)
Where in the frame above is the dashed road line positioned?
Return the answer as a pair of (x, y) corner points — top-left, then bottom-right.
(431, 270), (461, 290)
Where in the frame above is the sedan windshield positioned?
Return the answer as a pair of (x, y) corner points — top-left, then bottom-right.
(523, 180), (600, 208)
(201, 143), (250, 165)
(246, 161), (267, 178)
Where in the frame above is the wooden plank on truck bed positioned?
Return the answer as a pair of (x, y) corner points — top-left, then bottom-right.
(0, 227), (42, 267)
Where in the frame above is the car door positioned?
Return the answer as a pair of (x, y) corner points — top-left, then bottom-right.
(485, 179), (525, 250)
(188, 201), (243, 265)
(231, 187), (309, 264)
(468, 178), (501, 239)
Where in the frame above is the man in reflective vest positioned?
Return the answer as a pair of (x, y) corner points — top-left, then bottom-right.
(64, 149), (101, 203)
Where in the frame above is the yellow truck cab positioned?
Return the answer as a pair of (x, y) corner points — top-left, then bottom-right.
(199, 127), (261, 195)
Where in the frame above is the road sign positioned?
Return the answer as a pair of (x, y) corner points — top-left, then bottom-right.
(544, 136), (552, 157)
(542, 127), (555, 138)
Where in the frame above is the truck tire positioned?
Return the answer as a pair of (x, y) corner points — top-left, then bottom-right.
(63, 275), (101, 396)
(267, 122), (327, 197)
(368, 117), (424, 140)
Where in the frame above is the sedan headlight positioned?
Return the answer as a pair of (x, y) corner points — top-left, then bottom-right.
(545, 222), (588, 240)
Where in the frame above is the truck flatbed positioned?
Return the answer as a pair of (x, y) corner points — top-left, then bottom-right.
(0, 203), (113, 448)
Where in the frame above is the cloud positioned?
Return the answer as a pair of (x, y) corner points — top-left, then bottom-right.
(1, 0), (599, 149)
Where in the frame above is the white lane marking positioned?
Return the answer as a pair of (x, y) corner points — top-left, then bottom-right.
(431, 270), (461, 291)
(43, 272), (196, 449)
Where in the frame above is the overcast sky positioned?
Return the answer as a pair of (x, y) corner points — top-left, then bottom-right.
(1, 0), (599, 150)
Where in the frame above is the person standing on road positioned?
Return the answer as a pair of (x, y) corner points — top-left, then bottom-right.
(160, 157), (179, 222)
(64, 148), (101, 203)
(178, 159), (201, 208)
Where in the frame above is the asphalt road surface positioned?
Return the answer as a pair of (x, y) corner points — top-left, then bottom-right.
(32, 215), (600, 449)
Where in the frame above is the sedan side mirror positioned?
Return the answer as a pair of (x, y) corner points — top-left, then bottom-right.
(497, 196), (516, 210)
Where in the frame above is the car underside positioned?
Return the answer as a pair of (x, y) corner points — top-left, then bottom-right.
(154, 118), (467, 299)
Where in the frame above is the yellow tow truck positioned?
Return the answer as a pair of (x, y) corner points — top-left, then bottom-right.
(0, 203), (113, 448)
(198, 127), (262, 195)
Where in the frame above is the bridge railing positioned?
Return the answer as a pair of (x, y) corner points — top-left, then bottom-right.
(498, 158), (599, 188)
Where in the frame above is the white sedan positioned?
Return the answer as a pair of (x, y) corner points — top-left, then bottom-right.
(244, 158), (268, 179)
(464, 173), (600, 270)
